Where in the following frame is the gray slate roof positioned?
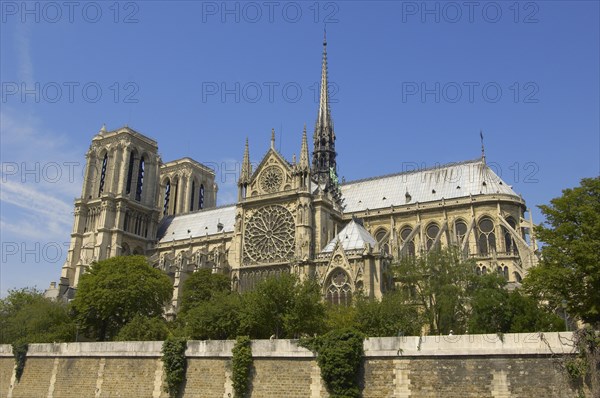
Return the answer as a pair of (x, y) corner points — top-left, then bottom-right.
(340, 159), (519, 213)
(322, 219), (377, 253)
(157, 159), (520, 244)
(157, 205), (236, 243)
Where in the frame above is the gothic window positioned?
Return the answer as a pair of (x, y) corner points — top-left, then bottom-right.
(243, 205), (295, 264)
(172, 178), (179, 214)
(375, 228), (389, 255)
(325, 269), (352, 306)
(126, 151), (135, 194)
(163, 179), (171, 216)
(135, 156), (145, 201)
(426, 223), (440, 251)
(199, 184), (204, 209)
(455, 220), (468, 246)
(514, 272), (522, 283)
(121, 243), (130, 256)
(503, 217), (517, 254)
(190, 180), (196, 212)
(477, 217), (496, 256)
(98, 153), (108, 197)
(400, 227), (415, 257)
(260, 166), (283, 193)
(123, 211), (130, 232)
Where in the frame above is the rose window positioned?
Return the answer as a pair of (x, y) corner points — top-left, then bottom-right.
(243, 205), (295, 263)
(260, 166), (283, 193)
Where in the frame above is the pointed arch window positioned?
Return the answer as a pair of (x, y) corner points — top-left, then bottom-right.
(503, 218), (517, 255)
(190, 180), (196, 212)
(172, 178), (179, 215)
(375, 228), (389, 255)
(163, 180), (171, 216)
(98, 153), (108, 197)
(198, 184), (205, 209)
(123, 210), (130, 232)
(477, 217), (496, 256)
(325, 269), (352, 306)
(135, 156), (145, 201)
(426, 223), (440, 251)
(455, 220), (468, 245)
(400, 227), (416, 257)
(126, 151), (135, 195)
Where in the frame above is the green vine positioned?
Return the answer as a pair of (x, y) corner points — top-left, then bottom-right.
(11, 339), (28, 382)
(300, 328), (364, 398)
(231, 336), (253, 398)
(567, 327), (600, 397)
(161, 336), (187, 398)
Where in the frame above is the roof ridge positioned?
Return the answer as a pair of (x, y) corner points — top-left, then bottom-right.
(163, 203), (236, 220)
(340, 158), (483, 186)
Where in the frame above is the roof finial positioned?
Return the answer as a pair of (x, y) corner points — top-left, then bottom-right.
(99, 124), (107, 134)
(299, 124), (310, 171)
(271, 128), (275, 149)
(323, 24), (327, 46)
(480, 130), (486, 164)
(239, 137), (251, 186)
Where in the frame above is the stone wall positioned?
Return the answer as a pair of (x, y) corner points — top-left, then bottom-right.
(0, 333), (581, 397)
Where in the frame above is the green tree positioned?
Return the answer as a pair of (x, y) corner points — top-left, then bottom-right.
(183, 292), (243, 340)
(507, 290), (564, 333)
(393, 247), (476, 334)
(354, 291), (423, 337)
(469, 274), (564, 334)
(115, 315), (170, 341)
(241, 274), (326, 338)
(0, 288), (75, 344)
(179, 269), (231, 314)
(325, 303), (357, 332)
(71, 255), (172, 341)
(468, 274), (512, 334)
(523, 177), (600, 327)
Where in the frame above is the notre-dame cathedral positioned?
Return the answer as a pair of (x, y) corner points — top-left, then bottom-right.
(55, 38), (539, 315)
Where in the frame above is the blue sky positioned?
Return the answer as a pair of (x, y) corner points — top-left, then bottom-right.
(1, 1), (599, 295)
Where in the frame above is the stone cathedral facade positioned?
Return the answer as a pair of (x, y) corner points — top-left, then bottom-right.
(56, 39), (539, 314)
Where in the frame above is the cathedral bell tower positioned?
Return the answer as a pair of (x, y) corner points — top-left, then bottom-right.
(311, 31), (339, 195)
(59, 126), (161, 297)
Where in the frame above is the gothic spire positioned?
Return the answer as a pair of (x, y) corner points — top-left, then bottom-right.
(300, 124), (310, 171)
(311, 31), (337, 186)
(239, 138), (251, 186)
(316, 30), (332, 135)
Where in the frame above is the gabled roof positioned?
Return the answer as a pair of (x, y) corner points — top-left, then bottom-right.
(340, 159), (519, 213)
(157, 205), (236, 243)
(322, 219), (377, 253)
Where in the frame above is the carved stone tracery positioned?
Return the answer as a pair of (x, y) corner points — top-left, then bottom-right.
(243, 205), (295, 264)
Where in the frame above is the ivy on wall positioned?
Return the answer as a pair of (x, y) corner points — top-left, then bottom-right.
(564, 327), (599, 398)
(161, 336), (187, 398)
(11, 339), (28, 382)
(301, 328), (364, 398)
(231, 336), (253, 398)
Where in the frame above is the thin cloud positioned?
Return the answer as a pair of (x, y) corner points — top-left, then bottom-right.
(15, 24), (33, 86)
